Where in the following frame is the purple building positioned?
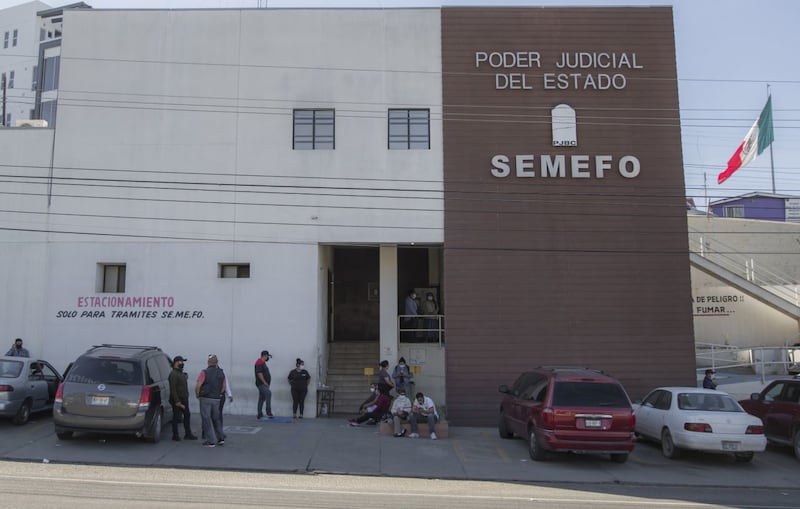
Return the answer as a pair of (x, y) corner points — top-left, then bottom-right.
(710, 193), (800, 222)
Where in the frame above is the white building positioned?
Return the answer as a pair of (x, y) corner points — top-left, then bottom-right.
(1, 7), (444, 417)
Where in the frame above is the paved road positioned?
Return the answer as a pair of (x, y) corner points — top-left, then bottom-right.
(1, 411), (797, 501)
(2, 461), (799, 509)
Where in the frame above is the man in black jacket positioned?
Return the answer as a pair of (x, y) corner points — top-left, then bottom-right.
(168, 355), (197, 441)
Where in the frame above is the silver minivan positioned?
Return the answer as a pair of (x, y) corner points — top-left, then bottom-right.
(53, 344), (173, 443)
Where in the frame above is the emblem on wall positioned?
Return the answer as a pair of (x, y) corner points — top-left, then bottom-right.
(552, 104), (577, 147)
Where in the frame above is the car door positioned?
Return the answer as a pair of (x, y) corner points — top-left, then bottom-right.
(745, 382), (786, 441)
(27, 362), (50, 411)
(504, 373), (535, 436)
(635, 390), (661, 439)
(765, 383), (800, 442)
(515, 375), (548, 432)
(38, 361), (62, 407)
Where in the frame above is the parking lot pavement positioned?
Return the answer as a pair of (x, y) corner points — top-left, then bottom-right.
(1, 413), (797, 488)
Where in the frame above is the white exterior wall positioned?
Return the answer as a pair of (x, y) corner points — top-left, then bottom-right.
(688, 215), (800, 347)
(0, 1), (49, 126)
(0, 8), (443, 417)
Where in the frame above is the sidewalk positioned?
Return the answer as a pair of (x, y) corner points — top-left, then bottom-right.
(2, 413), (798, 488)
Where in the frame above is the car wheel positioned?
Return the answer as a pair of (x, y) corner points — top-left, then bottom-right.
(793, 429), (800, 461)
(610, 453), (629, 463)
(12, 400), (32, 425)
(145, 410), (162, 444)
(734, 452), (754, 463)
(661, 428), (681, 459)
(56, 430), (74, 440)
(498, 412), (513, 439)
(528, 427), (547, 461)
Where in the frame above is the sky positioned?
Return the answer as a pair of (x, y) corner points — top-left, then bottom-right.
(1, 0), (798, 209)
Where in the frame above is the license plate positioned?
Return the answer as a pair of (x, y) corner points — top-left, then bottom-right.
(90, 396), (110, 406)
(722, 441), (740, 451)
(584, 419), (602, 428)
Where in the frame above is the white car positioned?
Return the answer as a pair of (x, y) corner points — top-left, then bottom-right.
(633, 387), (766, 462)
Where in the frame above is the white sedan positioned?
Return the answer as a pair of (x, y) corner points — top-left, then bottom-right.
(633, 387), (766, 462)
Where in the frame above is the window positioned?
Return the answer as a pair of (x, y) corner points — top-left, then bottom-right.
(12, 29), (17, 47)
(43, 55), (60, 91)
(388, 109), (430, 149)
(8, 70), (13, 89)
(31, 65), (37, 91)
(41, 100), (57, 127)
(99, 264), (126, 293)
(723, 206), (744, 218)
(219, 263), (250, 278)
(3, 32), (8, 49)
(293, 109), (334, 150)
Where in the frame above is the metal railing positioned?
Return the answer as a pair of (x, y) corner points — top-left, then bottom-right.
(688, 227), (800, 306)
(398, 314), (444, 346)
(695, 341), (800, 383)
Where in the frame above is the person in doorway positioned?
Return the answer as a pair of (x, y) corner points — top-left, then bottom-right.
(420, 292), (439, 340)
(288, 358), (311, 419)
(409, 391), (439, 440)
(702, 369), (717, 390)
(348, 389), (390, 426)
(6, 338), (29, 357)
(195, 354), (226, 447)
(255, 350), (273, 420)
(377, 360), (394, 395)
(403, 289), (419, 340)
(391, 388), (413, 437)
(168, 355), (197, 441)
(392, 357), (414, 395)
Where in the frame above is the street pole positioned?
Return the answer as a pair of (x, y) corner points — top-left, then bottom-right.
(767, 84), (775, 193)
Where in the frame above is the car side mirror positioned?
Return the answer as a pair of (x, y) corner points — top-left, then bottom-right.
(750, 393), (762, 401)
(498, 384), (510, 394)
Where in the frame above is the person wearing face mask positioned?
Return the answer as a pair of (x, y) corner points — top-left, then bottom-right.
(358, 384), (379, 415)
(420, 292), (439, 341)
(288, 358), (311, 419)
(5, 338), (29, 358)
(392, 357), (414, 395)
(403, 289), (419, 340)
(702, 369), (717, 390)
(168, 355), (197, 441)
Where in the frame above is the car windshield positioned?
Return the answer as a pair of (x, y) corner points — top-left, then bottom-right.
(0, 360), (23, 378)
(552, 381), (630, 407)
(65, 358), (142, 385)
(677, 393), (742, 412)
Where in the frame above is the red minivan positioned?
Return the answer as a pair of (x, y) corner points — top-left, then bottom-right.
(498, 367), (636, 462)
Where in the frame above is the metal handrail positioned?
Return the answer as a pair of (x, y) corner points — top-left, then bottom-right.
(695, 341), (800, 383)
(688, 227), (800, 305)
(398, 314), (444, 346)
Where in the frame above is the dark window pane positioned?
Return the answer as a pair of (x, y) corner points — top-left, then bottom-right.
(552, 382), (630, 407)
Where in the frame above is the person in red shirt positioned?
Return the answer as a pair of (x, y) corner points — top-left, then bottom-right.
(348, 390), (390, 426)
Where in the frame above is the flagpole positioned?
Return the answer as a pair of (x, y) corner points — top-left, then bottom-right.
(767, 84), (775, 193)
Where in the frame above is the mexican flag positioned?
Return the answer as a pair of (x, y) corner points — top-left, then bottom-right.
(717, 96), (774, 185)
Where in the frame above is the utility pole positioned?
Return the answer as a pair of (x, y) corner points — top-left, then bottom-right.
(1, 73), (6, 127)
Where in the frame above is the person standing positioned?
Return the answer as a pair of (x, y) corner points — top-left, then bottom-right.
(403, 289), (418, 340)
(288, 358), (311, 419)
(377, 360), (394, 395)
(219, 363), (233, 428)
(255, 350), (273, 420)
(702, 369), (717, 390)
(195, 354), (226, 447)
(409, 391), (439, 440)
(168, 355), (197, 441)
(5, 338), (29, 357)
(420, 292), (439, 340)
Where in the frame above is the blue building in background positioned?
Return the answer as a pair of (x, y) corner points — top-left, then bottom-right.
(710, 192), (800, 222)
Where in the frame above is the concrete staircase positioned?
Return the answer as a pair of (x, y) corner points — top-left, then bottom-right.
(326, 341), (380, 416)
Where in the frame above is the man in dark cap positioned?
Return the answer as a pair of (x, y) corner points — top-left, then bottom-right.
(703, 369), (717, 390)
(169, 355), (197, 441)
(6, 338), (29, 357)
(255, 350), (273, 420)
